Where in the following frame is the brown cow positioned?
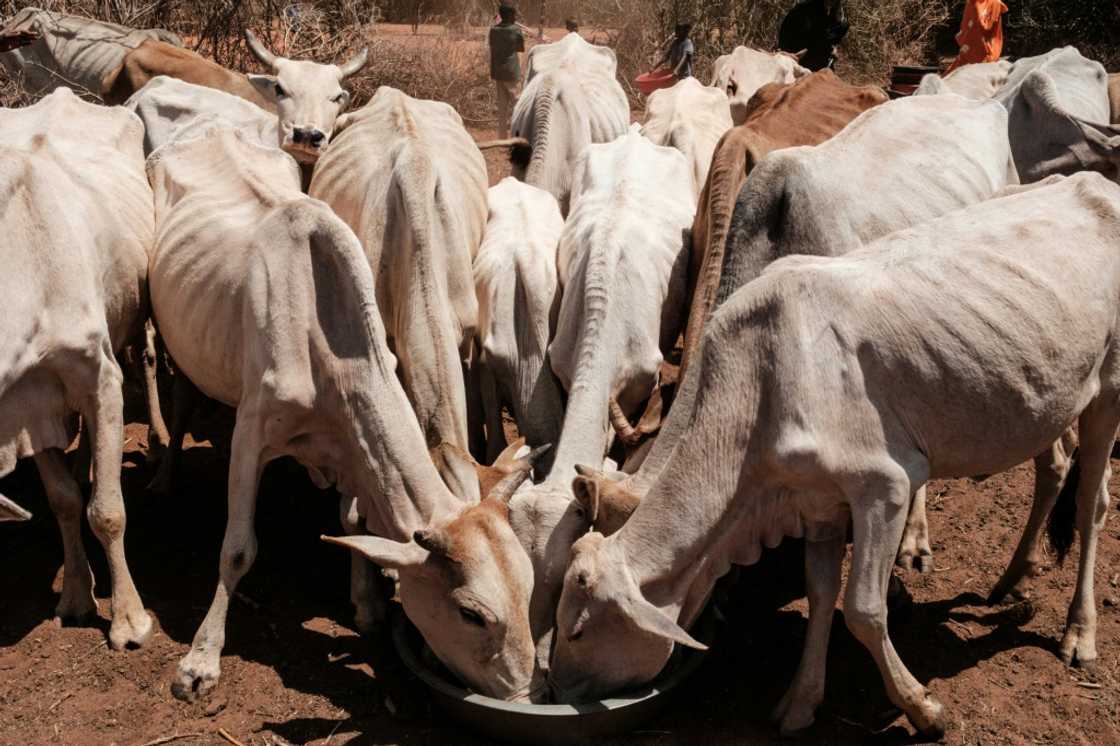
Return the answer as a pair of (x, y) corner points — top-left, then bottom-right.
(680, 69), (887, 379)
(101, 40), (276, 111)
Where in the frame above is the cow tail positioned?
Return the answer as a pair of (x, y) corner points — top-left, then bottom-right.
(1047, 446), (1080, 565)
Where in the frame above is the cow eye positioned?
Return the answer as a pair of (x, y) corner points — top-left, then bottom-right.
(332, 92), (345, 103)
(727, 80), (738, 96)
(459, 606), (486, 627)
(274, 83), (286, 97)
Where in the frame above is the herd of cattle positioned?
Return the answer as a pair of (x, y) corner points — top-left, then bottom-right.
(3, 6), (1120, 738)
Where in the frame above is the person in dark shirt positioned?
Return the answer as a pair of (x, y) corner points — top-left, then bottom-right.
(778, 0), (849, 71)
(489, 4), (525, 138)
(658, 23), (695, 80)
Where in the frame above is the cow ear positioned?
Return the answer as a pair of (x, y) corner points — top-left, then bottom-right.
(321, 534), (428, 569)
(623, 592), (708, 651)
(572, 466), (601, 523)
(247, 74), (279, 104)
(1076, 119), (1120, 156)
(493, 437), (529, 473)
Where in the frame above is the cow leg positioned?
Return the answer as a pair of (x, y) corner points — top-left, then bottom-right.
(69, 416), (92, 488)
(85, 350), (152, 650)
(147, 372), (196, 495)
(480, 361), (506, 463)
(340, 494), (385, 634)
(173, 414), (264, 701)
(987, 436), (1074, 604)
(844, 471), (945, 737)
(895, 485), (932, 573)
(34, 449), (96, 625)
(140, 319), (170, 461)
(772, 535), (844, 734)
(1058, 406), (1116, 670)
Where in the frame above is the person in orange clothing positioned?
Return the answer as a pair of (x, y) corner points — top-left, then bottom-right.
(947, 0), (1008, 73)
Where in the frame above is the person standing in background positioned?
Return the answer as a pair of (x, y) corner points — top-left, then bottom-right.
(657, 22), (695, 80)
(946, 0), (1008, 73)
(778, 0), (849, 71)
(565, 18), (580, 36)
(489, 4), (525, 139)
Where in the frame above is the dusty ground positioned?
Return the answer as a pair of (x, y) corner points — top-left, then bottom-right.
(2, 383), (1120, 746)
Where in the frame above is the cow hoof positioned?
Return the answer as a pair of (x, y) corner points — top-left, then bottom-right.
(172, 653), (221, 702)
(914, 550), (934, 574)
(55, 591), (97, 627)
(109, 608), (154, 650)
(909, 695), (946, 740)
(1059, 623), (1098, 670)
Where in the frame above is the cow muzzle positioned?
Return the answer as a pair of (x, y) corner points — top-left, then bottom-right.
(284, 126), (328, 163)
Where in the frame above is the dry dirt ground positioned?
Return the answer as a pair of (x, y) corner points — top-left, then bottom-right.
(3, 400), (1120, 746)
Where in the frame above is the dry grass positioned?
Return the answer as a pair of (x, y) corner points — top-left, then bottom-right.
(2, 1), (1116, 120)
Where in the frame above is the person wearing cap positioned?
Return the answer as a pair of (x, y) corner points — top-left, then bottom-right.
(657, 22), (695, 80)
(489, 4), (525, 139)
(778, 0), (849, 71)
(946, 0), (1008, 73)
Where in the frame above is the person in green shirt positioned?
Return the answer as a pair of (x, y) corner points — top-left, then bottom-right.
(489, 4), (525, 138)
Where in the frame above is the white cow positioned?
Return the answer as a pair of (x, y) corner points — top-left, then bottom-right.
(0, 88), (154, 648)
(710, 46), (809, 124)
(0, 7), (180, 98)
(915, 59), (1011, 99)
(641, 77), (733, 199)
(126, 75), (279, 155)
(507, 128), (694, 679)
(570, 93), (1018, 610)
(310, 87), (488, 499)
(511, 33), (630, 214)
(994, 46), (1120, 183)
(475, 177), (566, 463)
(525, 31), (618, 82)
(550, 173), (1120, 741)
(147, 123), (539, 703)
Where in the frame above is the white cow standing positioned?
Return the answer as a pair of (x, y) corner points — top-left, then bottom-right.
(641, 77), (734, 200)
(915, 59), (1011, 99)
(0, 88), (154, 649)
(126, 75), (280, 156)
(709, 46), (809, 124)
(511, 33), (630, 214)
(507, 129), (695, 681)
(310, 87), (488, 499)
(0, 7), (180, 98)
(564, 93), (1020, 646)
(475, 177), (566, 463)
(146, 123), (540, 703)
(994, 46), (1120, 183)
(550, 174), (1120, 740)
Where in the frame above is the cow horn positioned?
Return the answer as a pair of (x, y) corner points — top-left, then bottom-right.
(338, 47), (369, 79)
(0, 492), (31, 522)
(486, 444), (552, 504)
(244, 29), (279, 69)
(609, 398), (641, 447)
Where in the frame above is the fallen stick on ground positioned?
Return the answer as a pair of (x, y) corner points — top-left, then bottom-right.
(218, 728), (246, 746)
(140, 734), (206, 746)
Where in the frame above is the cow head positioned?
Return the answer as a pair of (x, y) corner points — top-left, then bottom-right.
(712, 47), (810, 125)
(245, 29), (368, 164)
(548, 531), (706, 703)
(0, 493), (31, 522)
(324, 455), (541, 701)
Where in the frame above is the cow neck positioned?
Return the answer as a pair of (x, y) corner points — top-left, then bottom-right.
(613, 317), (769, 626)
(334, 255), (465, 542)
